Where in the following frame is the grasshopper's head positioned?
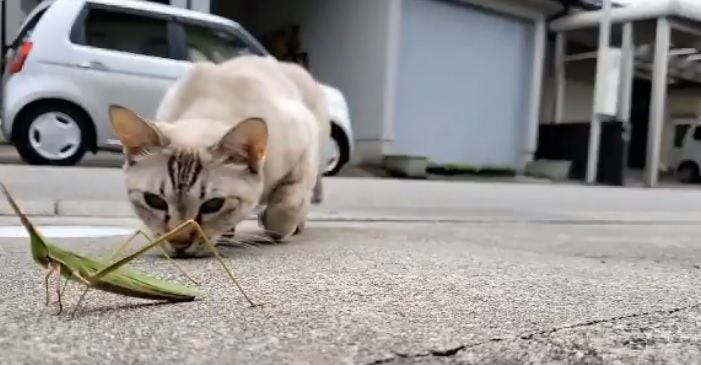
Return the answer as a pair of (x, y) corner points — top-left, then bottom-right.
(108, 106), (267, 256)
(30, 235), (51, 267)
(0, 182), (52, 266)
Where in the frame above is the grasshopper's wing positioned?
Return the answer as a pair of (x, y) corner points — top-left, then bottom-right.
(51, 245), (200, 301)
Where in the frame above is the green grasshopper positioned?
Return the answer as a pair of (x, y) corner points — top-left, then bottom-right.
(0, 182), (259, 317)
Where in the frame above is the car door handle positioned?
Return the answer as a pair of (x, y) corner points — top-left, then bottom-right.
(78, 60), (108, 71)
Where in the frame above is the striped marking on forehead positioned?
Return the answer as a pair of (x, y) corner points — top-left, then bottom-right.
(167, 149), (203, 195)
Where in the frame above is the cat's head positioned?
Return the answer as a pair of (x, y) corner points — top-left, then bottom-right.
(108, 105), (267, 256)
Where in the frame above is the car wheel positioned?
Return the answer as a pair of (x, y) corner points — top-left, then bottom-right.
(323, 125), (349, 176)
(676, 162), (699, 183)
(12, 103), (91, 166)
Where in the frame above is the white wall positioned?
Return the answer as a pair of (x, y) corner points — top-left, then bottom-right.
(244, 0), (396, 164)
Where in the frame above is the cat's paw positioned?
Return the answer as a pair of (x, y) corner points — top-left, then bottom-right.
(311, 190), (322, 205)
(293, 221), (305, 235)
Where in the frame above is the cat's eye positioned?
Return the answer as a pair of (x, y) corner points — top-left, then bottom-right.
(200, 198), (225, 215)
(144, 193), (168, 211)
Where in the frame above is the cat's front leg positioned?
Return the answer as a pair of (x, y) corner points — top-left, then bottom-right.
(311, 174), (323, 205)
(260, 177), (312, 241)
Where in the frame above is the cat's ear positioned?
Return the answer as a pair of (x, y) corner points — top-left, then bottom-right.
(109, 105), (169, 156)
(214, 117), (268, 173)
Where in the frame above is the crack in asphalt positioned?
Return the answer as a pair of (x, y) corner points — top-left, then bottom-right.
(367, 302), (701, 364)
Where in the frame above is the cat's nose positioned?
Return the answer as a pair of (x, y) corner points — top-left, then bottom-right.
(167, 225), (197, 249)
(169, 237), (193, 250)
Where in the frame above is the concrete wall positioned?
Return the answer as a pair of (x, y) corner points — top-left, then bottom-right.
(667, 89), (701, 118)
(170, 0), (210, 13)
(540, 77), (594, 123)
(3, 0), (42, 48)
(238, 0), (396, 164)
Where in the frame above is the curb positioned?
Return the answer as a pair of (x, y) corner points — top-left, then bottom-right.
(5, 200), (701, 225)
(56, 200), (134, 217)
(0, 200), (55, 216)
(0, 200), (135, 217)
(0, 199), (493, 222)
(0, 200), (469, 222)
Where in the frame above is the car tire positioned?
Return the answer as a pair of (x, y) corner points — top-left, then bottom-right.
(12, 102), (92, 166)
(676, 162), (699, 183)
(323, 124), (350, 177)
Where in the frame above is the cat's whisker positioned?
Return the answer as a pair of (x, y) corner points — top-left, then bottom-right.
(237, 233), (276, 244)
(216, 236), (264, 250)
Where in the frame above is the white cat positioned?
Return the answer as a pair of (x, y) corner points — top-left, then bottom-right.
(109, 55), (330, 256)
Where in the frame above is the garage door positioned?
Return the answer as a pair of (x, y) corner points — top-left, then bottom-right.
(392, 0), (533, 168)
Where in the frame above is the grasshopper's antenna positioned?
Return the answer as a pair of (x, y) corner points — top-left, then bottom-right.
(0, 182), (51, 263)
(0, 182), (42, 238)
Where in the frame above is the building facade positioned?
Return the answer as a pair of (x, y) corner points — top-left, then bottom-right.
(3, 0), (562, 172)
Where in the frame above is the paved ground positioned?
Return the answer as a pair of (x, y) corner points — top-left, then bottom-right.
(1, 218), (700, 364)
(1, 162), (701, 364)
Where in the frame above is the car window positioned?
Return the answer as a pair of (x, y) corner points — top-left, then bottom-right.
(183, 23), (255, 63)
(694, 126), (701, 141)
(674, 124), (691, 148)
(80, 8), (171, 59)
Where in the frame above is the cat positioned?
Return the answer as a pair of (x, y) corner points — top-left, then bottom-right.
(109, 55), (330, 256)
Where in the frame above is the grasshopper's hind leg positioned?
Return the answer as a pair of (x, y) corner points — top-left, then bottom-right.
(139, 230), (199, 285)
(70, 286), (91, 320)
(66, 272), (92, 319)
(88, 221), (253, 304)
(185, 220), (261, 307)
(112, 229), (199, 285)
(44, 263), (57, 306)
(54, 265), (63, 315)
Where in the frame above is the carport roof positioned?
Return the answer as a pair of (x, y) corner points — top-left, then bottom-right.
(551, 0), (701, 31)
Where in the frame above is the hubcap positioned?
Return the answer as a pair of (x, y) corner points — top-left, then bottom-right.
(325, 135), (341, 174)
(28, 112), (81, 160)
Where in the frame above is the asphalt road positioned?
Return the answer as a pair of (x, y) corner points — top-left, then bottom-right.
(1, 219), (700, 363)
(1, 161), (701, 363)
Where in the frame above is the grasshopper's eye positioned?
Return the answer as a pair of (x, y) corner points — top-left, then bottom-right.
(144, 193), (168, 210)
(199, 198), (225, 215)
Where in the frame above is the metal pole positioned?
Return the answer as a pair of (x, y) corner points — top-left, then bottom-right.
(645, 17), (671, 187)
(554, 32), (566, 124)
(586, 0), (613, 184)
(619, 22), (635, 183)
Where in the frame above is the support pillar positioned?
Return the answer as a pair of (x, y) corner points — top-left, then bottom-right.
(522, 18), (547, 171)
(645, 18), (671, 187)
(619, 22), (635, 180)
(554, 32), (566, 124)
(586, 0), (613, 184)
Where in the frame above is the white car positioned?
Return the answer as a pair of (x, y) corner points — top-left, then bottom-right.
(669, 121), (701, 183)
(1, 0), (353, 175)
